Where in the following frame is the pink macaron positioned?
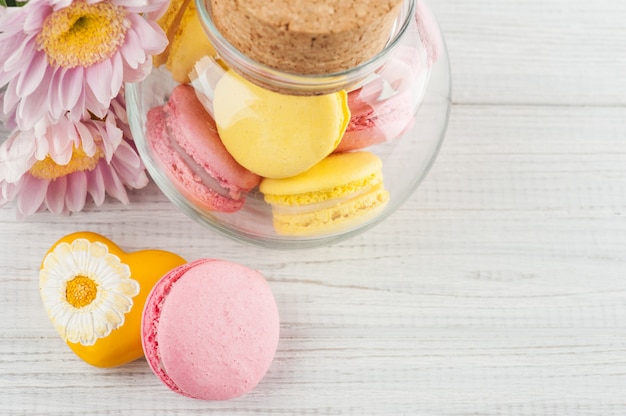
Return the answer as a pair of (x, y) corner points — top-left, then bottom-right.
(146, 84), (261, 212)
(141, 258), (280, 400)
(336, 85), (414, 153)
(335, 47), (419, 153)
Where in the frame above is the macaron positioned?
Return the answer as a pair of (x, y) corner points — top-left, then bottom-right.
(213, 70), (350, 179)
(416, 0), (442, 66)
(142, 258), (280, 400)
(335, 47), (421, 153)
(146, 84), (261, 213)
(153, 0), (190, 67)
(335, 85), (414, 153)
(154, 0), (216, 83)
(259, 151), (390, 236)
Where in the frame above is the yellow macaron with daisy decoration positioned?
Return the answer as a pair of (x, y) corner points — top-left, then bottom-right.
(39, 232), (186, 367)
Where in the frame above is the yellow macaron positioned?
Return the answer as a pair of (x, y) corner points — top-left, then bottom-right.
(153, 0), (190, 67)
(155, 0), (216, 83)
(259, 151), (390, 236)
(213, 70), (350, 179)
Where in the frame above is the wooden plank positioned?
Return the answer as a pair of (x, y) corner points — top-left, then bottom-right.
(428, 0), (626, 105)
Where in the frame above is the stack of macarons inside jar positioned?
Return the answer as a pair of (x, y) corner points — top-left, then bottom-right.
(144, 0), (439, 238)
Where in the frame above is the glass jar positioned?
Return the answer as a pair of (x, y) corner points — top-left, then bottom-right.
(126, 0), (451, 249)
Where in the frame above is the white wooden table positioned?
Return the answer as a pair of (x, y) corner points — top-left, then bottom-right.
(1, 0), (625, 414)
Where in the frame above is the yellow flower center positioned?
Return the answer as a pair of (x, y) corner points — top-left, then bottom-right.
(66, 275), (98, 308)
(29, 147), (103, 180)
(37, 0), (129, 68)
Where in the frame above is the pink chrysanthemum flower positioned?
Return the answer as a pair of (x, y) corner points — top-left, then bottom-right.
(0, 0), (168, 130)
(0, 93), (149, 219)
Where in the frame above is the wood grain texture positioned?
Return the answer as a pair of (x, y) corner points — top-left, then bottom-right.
(429, 0), (626, 106)
(1, 0), (626, 414)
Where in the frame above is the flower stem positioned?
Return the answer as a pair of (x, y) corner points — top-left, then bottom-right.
(2, 0), (29, 6)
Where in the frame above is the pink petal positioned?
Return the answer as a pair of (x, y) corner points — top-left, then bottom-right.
(33, 124), (51, 159)
(0, 181), (20, 204)
(4, 34), (37, 74)
(99, 161), (129, 203)
(123, 59), (151, 83)
(0, 54), (23, 87)
(109, 159), (137, 186)
(23, 3), (52, 32)
(109, 139), (139, 168)
(67, 89), (86, 123)
(0, 7), (26, 32)
(86, 166), (105, 205)
(127, 14), (167, 54)
(86, 60), (113, 106)
(74, 122), (97, 157)
(113, 160), (148, 189)
(47, 68), (67, 121)
(16, 174), (48, 218)
(0, 71), (14, 91)
(0, 40), (15, 73)
(130, 171), (148, 189)
(109, 98), (133, 138)
(110, 52), (124, 97)
(16, 76), (51, 130)
(44, 117), (78, 164)
(15, 51), (48, 97)
(1, 134), (37, 183)
(146, 1), (169, 20)
(113, 0), (169, 15)
(109, 141), (148, 188)
(119, 28), (144, 70)
(45, 176), (67, 215)
(65, 171), (87, 212)
(59, 66), (84, 112)
(51, 0), (74, 10)
(83, 85), (108, 118)
(5, 133), (36, 162)
(2, 81), (20, 115)
(48, 134), (74, 166)
(102, 120), (123, 162)
(109, 94), (127, 122)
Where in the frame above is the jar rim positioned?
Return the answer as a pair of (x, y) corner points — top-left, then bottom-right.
(195, 0), (417, 94)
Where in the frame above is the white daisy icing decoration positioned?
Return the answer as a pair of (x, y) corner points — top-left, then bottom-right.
(39, 238), (140, 346)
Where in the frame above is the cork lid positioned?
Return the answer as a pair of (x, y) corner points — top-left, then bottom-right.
(210, 0), (404, 75)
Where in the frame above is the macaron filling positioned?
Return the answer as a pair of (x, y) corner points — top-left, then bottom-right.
(263, 172), (383, 207)
(270, 186), (389, 235)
